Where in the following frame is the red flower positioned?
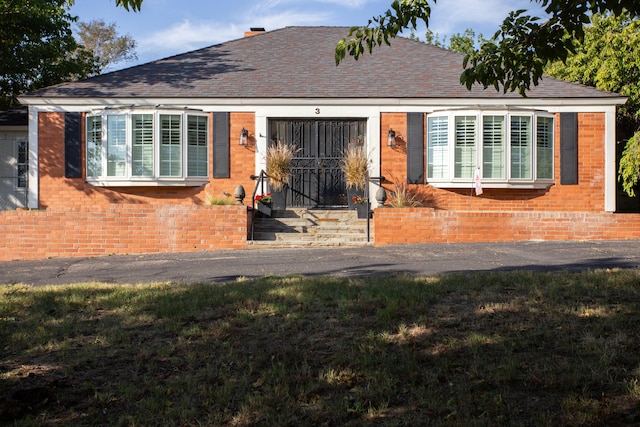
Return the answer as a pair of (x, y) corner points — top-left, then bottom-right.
(255, 193), (272, 204)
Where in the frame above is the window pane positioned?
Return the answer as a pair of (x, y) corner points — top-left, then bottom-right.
(17, 139), (28, 187)
(160, 114), (182, 177)
(510, 116), (531, 179)
(187, 115), (208, 177)
(454, 115), (476, 179)
(537, 116), (554, 179)
(132, 114), (154, 176)
(482, 116), (505, 179)
(87, 116), (103, 177)
(427, 116), (449, 179)
(107, 115), (127, 177)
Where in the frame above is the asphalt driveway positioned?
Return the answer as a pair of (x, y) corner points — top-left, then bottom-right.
(1, 240), (640, 286)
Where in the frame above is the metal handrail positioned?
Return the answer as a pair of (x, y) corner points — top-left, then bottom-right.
(249, 172), (385, 243)
(249, 170), (270, 241)
(366, 175), (386, 242)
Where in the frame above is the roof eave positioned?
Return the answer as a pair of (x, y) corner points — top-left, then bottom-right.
(18, 95), (628, 110)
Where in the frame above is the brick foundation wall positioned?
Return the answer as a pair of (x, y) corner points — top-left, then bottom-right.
(373, 208), (640, 245)
(0, 204), (249, 261)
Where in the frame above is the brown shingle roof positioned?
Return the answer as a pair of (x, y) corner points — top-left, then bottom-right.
(22, 26), (619, 100)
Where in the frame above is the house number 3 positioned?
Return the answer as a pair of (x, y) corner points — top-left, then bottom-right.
(315, 108), (320, 114)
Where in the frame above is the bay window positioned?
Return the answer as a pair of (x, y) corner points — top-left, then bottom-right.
(86, 110), (210, 186)
(426, 110), (555, 188)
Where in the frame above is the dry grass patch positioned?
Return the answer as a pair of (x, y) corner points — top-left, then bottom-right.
(1, 271), (640, 426)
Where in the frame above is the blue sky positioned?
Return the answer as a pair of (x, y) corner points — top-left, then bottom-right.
(70, 0), (547, 70)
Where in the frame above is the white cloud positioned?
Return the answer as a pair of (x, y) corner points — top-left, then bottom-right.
(137, 9), (331, 61)
(315, 0), (378, 7)
(418, 0), (548, 37)
(138, 20), (238, 56)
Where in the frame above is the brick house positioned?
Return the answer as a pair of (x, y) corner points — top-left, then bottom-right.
(3, 26), (638, 261)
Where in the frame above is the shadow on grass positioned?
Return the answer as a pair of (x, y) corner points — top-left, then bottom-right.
(1, 270), (640, 425)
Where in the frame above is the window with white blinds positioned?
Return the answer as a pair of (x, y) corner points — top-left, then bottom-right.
(427, 116), (448, 179)
(132, 114), (154, 176)
(482, 116), (505, 179)
(86, 116), (103, 177)
(187, 115), (208, 177)
(106, 115), (127, 177)
(510, 116), (531, 179)
(454, 116), (477, 179)
(86, 110), (209, 186)
(160, 114), (182, 177)
(536, 117), (554, 180)
(426, 110), (555, 187)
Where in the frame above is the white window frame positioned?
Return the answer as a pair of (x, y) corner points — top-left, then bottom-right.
(426, 109), (555, 189)
(86, 109), (210, 187)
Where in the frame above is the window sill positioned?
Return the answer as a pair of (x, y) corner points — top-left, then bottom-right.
(86, 178), (210, 187)
(427, 181), (555, 190)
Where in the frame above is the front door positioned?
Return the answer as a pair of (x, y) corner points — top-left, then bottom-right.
(268, 119), (366, 207)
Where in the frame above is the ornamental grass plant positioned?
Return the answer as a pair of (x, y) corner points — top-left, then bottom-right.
(340, 144), (368, 191)
(266, 140), (297, 191)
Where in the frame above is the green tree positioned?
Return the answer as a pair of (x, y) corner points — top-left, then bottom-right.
(412, 29), (488, 56)
(76, 19), (137, 74)
(334, 0), (640, 96)
(114, 0), (142, 11)
(545, 13), (640, 197)
(0, 0), (98, 107)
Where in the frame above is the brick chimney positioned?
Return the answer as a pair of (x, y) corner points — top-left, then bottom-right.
(244, 27), (266, 37)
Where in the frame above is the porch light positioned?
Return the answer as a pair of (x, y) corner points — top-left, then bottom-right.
(240, 128), (249, 146)
(387, 129), (396, 147)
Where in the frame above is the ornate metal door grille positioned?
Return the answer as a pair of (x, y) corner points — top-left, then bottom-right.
(268, 119), (366, 207)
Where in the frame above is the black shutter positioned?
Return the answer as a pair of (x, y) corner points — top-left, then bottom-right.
(64, 112), (82, 178)
(560, 112), (578, 185)
(406, 112), (425, 184)
(213, 112), (230, 178)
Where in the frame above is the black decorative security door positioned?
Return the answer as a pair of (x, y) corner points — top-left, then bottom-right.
(268, 119), (366, 207)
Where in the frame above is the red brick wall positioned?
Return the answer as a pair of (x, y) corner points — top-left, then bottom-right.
(380, 112), (606, 212)
(37, 112), (257, 209)
(373, 209), (640, 245)
(4, 110), (624, 261)
(0, 204), (249, 261)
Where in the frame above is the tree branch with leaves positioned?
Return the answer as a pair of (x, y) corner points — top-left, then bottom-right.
(335, 0), (640, 96)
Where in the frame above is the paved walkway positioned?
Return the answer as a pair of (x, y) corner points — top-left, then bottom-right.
(1, 240), (640, 286)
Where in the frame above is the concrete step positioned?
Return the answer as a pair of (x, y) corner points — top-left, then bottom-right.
(249, 208), (373, 247)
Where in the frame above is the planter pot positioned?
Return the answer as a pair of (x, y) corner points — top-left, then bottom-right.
(347, 186), (366, 210)
(256, 202), (272, 217)
(355, 203), (369, 219)
(271, 187), (288, 210)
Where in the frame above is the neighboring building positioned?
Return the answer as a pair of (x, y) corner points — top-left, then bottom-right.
(3, 26), (638, 261)
(0, 106), (29, 210)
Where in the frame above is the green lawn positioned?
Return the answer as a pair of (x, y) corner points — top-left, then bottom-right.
(1, 270), (640, 426)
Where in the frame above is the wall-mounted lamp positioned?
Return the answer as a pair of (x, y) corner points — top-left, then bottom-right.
(240, 128), (249, 146)
(387, 129), (396, 147)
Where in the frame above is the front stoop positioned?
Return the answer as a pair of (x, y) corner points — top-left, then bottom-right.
(248, 208), (373, 248)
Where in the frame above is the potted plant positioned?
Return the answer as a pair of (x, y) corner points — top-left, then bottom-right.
(266, 140), (296, 210)
(351, 195), (369, 218)
(340, 142), (368, 209)
(254, 192), (272, 217)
